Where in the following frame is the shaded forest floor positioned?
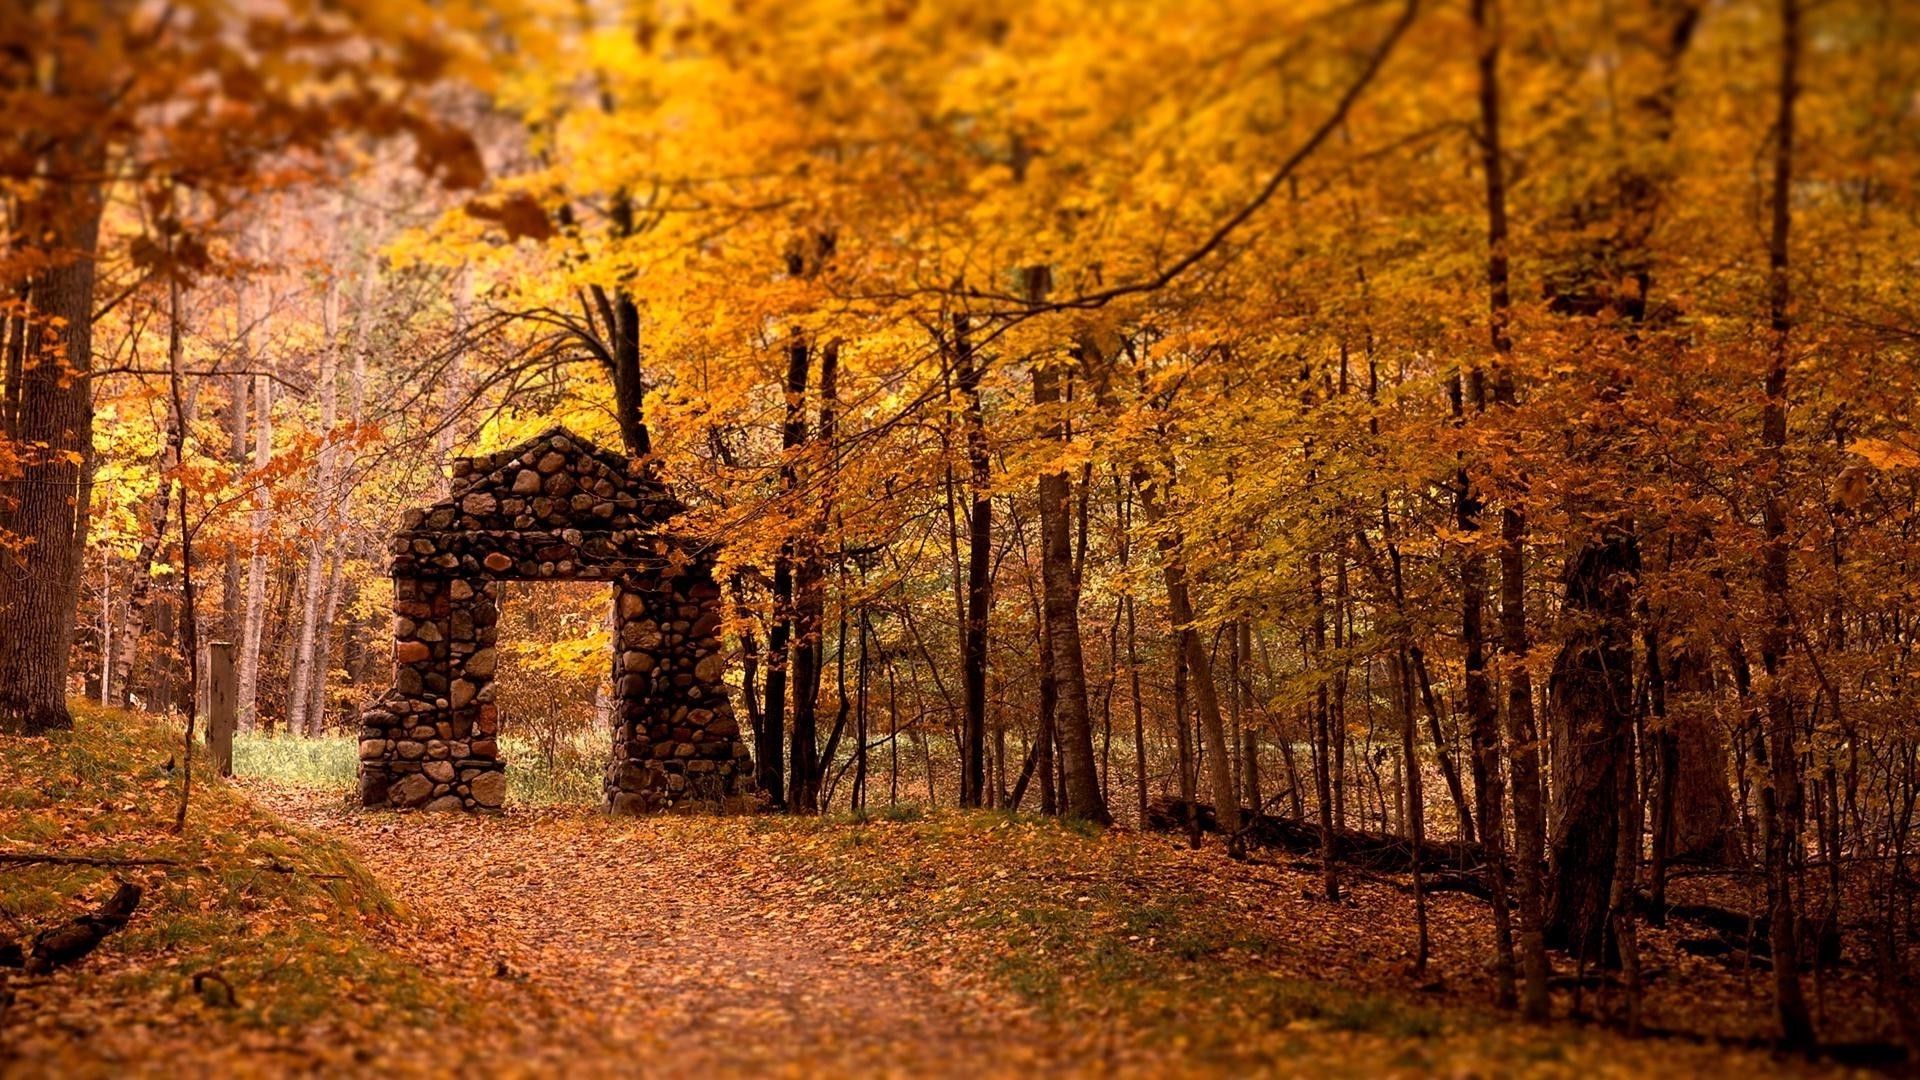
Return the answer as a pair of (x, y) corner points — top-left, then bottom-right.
(0, 709), (1907, 1077)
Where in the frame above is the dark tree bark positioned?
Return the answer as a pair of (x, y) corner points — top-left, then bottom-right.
(603, 195), (652, 460)
(25, 882), (141, 975)
(1757, 0), (1815, 1048)
(759, 330), (810, 808)
(1396, 647), (1430, 971)
(1472, 0), (1549, 1016)
(0, 170), (104, 735)
(1544, 525), (1640, 960)
(1311, 552), (1339, 900)
(1450, 355), (1516, 1000)
(789, 342), (839, 813)
(1668, 643), (1742, 864)
(954, 312), (992, 808)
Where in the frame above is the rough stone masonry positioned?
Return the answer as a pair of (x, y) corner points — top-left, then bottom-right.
(356, 426), (754, 814)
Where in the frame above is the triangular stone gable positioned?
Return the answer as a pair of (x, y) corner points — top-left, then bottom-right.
(389, 427), (689, 580)
(449, 425), (650, 502)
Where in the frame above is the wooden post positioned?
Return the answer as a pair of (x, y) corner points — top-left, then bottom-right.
(207, 641), (235, 777)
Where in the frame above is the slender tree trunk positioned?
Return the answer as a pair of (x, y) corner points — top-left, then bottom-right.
(1397, 646), (1429, 971)
(1452, 357), (1517, 1000)
(1312, 554), (1339, 900)
(1610, 714), (1644, 1033)
(1034, 353), (1108, 822)
(222, 363), (249, 643)
(761, 331), (811, 809)
(1758, 0), (1815, 1048)
(789, 342), (838, 813)
(1137, 461), (1242, 855)
(237, 293), (274, 733)
(1173, 639), (1200, 849)
(1473, 0), (1549, 1016)
(1238, 623), (1259, 812)
(955, 313), (992, 808)
(289, 272), (341, 736)
(112, 299), (195, 709)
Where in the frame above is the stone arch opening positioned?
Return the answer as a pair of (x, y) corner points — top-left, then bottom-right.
(355, 427), (753, 814)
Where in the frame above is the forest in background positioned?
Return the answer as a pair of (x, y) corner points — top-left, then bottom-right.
(2, 0), (1919, 1062)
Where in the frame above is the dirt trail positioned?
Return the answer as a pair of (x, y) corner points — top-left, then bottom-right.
(254, 786), (1098, 1079)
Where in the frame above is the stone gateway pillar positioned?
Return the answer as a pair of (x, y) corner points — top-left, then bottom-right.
(357, 427), (753, 814)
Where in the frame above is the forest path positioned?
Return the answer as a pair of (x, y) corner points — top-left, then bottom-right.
(253, 785), (1093, 1078)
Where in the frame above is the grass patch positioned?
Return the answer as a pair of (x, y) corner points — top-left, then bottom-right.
(0, 703), (460, 1033)
(235, 729), (604, 806)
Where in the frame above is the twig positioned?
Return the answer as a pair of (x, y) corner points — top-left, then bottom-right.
(0, 852), (182, 869)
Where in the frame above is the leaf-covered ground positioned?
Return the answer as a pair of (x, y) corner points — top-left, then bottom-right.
(0, 709), (1900, 1077)
(250, 788), (1887, 1078)
(0, 706), (463, 1077)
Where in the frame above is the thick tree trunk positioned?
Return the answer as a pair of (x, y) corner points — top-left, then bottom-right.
(1668, 649), (1742, 864)
(1544, 525), (1640, 961)
(0, 177), (104, 735)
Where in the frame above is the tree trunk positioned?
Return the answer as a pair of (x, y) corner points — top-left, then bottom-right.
(289, 272), (341, 736)
(1034, 344), (1108, 825)
(237, 366), (274, 732)
(760, 331), (810, 809)
(111, 308), (195, 709)
(1137, 461), (1241, 854)
(955, 312), (992, 809)
(0, 175), (104, 735)
(222, 367), (249, 642)
(1473, 0), (1549, 1016)
(1757, 0), (1814, 1048)
(1452, 360), (1516, 1000)
(1397, 646), (1430, 971)
(1669, 644), (1742, 864)
(1544, 525), (1639, 961)
(1311, 554), (1339, 900)
(789, 342), (838, 813)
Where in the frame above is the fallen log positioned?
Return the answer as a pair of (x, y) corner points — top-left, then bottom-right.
(24, 882), (142, 975)
(1145, 797), (1485, 873)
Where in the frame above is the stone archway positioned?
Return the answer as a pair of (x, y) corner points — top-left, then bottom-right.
(356, 427), (754, 814)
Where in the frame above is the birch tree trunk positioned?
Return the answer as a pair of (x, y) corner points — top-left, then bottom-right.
(237, 328), (274, 731)
(288, 271), (341, 735)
